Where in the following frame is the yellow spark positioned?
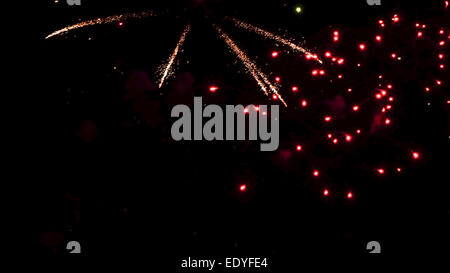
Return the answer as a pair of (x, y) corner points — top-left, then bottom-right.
(158, 24), (191, 88)
(229, 18), (322, 64)
(45, 11), (155, 39)
(214, 24), (287, 107)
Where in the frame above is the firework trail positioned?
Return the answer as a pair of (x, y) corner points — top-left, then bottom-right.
(157, 24), (191, 88)
(229, 18), (323, 64)
(45, 11), (155, 39)
(214, 24), (287, 107)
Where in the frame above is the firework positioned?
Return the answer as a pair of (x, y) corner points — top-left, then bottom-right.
(214, 24), (287, 107)
(157, 24), (191, 88)
(45, 11), (155, 39)
(229, 18), (323, 64)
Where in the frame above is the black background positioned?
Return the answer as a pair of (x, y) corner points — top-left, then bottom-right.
(35, 0), (448, 268)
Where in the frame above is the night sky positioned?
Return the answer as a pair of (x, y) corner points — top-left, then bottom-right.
(36, 0), (449, 267)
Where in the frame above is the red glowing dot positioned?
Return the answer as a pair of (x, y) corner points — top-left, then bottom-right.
(381, 90), (388, 96)
(333, 138), (338, 144)
(397, 168), (402, 172)
(347, 192), (353, 199)
(118, 22), (124, 27)
(412, 152), (420, 159)
(345, 135), (352, 142)
(436, 80), (442, 85)
(323, 189), (329, 196)
(275, 76), (281, 82)
(296, 145), (302, 151)
(333, 31), (339, 36)
(324, 116), (332, 122)
(388, 97), (394, 102)
(319, 70), (325, 75)
(422, 24), (426, 29)
(385, 118), (391, 125)
(353, 105), (359, 111)
(387, 85), (393, 89)
(347, 88), (352, 92)
(375, 93), (382, 99)
(425, 87), (430, 92)
(439, 54), (444, 59)
(301, 99), (308, 107)
(391, 53), (397, 58)
(440, 29), (445, 35)
(386, 105), (392, 110)
(357, 63), (361, 67)
(239, 185), (247, 191)
(271, 51), (279, 58)
(292, 86), (299, 92)
(379, 75), (383, 79)
(209, 86), (219, 92)
(375, 35), (382, 42)
(312, 70), (319, 76)
(338, 75), (343, 79)
(254, 106), (260, 111)
(332, 57), (337, 62)
(272, 94), (278, 100)
(439, 41), (445, 46)
(337, 58), (345, 65)
(356, 129), (361, 134)
(417, 31), (423, 37)
(327, 134), (333, 139)
(333, 36), (339, 42)
(325, 52), (332, 58)
(393, 16), (399, 23)
(377, 169), (385, 175)
(243, 108), (249, 114)
(359, 44), (366, 51)
(415, 23), (420, 27)
(439, 64), (445, 69)
(313, 171), (320, 177)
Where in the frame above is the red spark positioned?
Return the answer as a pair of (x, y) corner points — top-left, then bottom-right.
(391, 53), (397, 59)
(439, 41), (445, 46)
(347, 88), (353, 92)
(438, 54), (444, 59)
(292, 86), (299, 92)
(436, 80), (442, 85)
(327, 134), (333, 139)
(271, 51), (279, 58)
(313, 170), (320, 177)
(359, 43), (366, 51)
(353, 105), (360, 111)
(397, 168), (402, 172)
(118, 22), (124, 27)
(375, 35), (382, 42)
(345, 135), (352, 142)
(325, 51), (332, 58)
(356, 129), (361, 134)
(301, 99), (308, 107)
(347, 192), (353, 199)
(332, 138), (338, 144)
(275, 76), (281, 82)
(385, 118), (391, 125)
(296, 145), (302, 151)
(377, 168), (385, 175)
(312, 70), (318, 76)
(239, 185), (247, 191)
(425, 87), (430, 92)
(417, 31), (423, 38)
(272, 94), (278, 100)
(323, 189), (329, 196)
(338, 75), (343, 79)
(319, 70), (325, 75)
(209, 86), (219, 93)
(324, 116), (332, 122)
(337, 58), (345, 65)
(412, 151), (420, 160)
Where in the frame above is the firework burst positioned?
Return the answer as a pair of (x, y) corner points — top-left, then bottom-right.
(157, 24), (191, 88)
(45, 11), (155, 39)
